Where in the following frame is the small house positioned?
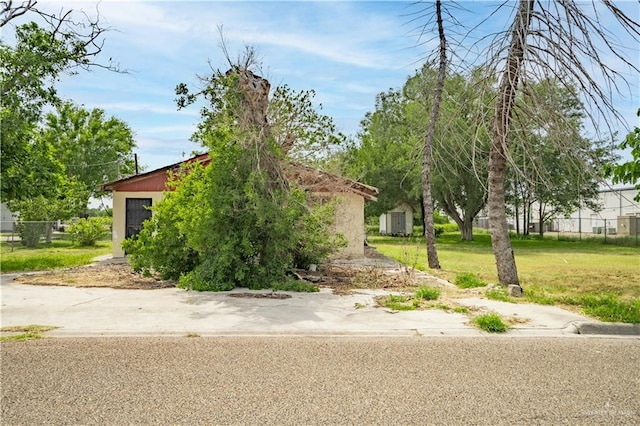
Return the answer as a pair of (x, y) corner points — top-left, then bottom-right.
(379, 203), (414, 236)
(102, 154), (378, 258)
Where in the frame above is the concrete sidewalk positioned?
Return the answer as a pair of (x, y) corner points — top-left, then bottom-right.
(3, 274), (636, 337)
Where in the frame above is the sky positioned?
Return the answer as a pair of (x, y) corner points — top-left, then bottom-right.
(4, 0), (640, 175)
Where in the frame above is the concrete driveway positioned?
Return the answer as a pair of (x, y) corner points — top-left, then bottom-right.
(3, 272), (630, 337)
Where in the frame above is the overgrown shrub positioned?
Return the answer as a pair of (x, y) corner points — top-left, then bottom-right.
(125, 143), (342, 292)
(125, 65), (346, 292)
(485, 287), (512, 302)
(294, 197), (347, 268)
(16, 221), (48, 248)
(433, 211), (450, 224)
(68, 217), (111, 246)
(272, 279), (319, 293)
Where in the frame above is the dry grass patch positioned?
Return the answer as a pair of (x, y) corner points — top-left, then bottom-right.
(0, 325), (59, 342)
(15, 263), (176, 290)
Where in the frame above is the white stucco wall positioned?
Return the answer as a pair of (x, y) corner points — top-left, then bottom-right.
(112, 191), (164, 257)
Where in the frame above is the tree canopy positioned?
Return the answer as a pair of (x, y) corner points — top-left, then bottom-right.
(605, 108), (640, 202)
(1, 2), (120, 202)
(40, 101), (137, 207)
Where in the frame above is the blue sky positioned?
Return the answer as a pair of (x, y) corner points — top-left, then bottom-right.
(6, 1), (640, 173)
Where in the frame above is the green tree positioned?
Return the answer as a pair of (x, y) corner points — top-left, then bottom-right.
(343, 68), (491, 241)
(605, 108), (640, 202)
(40, 101), (137, 209)
(126, 52), (346, 290)
(407, 69), (492, 242)
(1, 3), (118, 201)
(344, 88), (422, 219)
(507, 80), (612, 236)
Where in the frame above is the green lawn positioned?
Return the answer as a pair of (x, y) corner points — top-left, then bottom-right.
(0, 239), (112, 272)
(369, 231), (640, 322)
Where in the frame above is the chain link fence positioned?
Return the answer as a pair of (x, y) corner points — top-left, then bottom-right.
(546, 216), (640, 245)
(1, 220), (71, 250)
(515, 216), (639, 245)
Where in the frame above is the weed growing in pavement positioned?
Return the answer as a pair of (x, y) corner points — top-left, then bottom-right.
(454, 272), (487, 289)
(184, 332), (200, 338)
(415, 286), (441, 301)
(486, 287), (513, 302)
(453, 306), (469, 314)
(0, 325), (58, 342)
(473, 313), (509, 333)
(381, 294), (415, 311)
(433, 303), (452, 311)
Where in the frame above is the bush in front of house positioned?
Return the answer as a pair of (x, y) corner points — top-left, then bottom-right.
(68, 217), (111, 246)
(123, 148), (344, 291)
(123, 66), (347, 291)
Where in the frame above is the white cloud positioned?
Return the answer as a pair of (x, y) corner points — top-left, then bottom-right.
(96, 102), (200, 117)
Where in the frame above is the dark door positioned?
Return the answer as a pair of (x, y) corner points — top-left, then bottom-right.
(125, 198), (152, 239)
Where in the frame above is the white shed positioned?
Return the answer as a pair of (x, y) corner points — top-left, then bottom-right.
(379, 203), (414, 236)
(1, 202), (16, 232)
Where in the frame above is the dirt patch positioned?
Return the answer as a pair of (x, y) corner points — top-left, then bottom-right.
(15, 263), (175, 290)
(13, 248), (448, 293)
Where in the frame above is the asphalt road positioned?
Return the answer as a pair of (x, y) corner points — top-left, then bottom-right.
(2, 336), (639, 425)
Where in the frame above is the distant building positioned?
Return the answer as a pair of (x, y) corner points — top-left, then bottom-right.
(1, 203), (16, 232)
(474, 186), (639, 235)
(379, 203), (414, 236)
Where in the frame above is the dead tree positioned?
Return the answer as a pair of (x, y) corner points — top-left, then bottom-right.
(487, 0), (534, 289)
(420, 0), (447, 270)
(485, 0), (639, 290)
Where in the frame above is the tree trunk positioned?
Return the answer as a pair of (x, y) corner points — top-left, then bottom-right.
(513, 179), (520, 235)
(421, 0), (446, 270)
(419, 196), (426, 237)
(487, 0), (533, 287)
(538, 207), (545, 237)
(514, 194), (520, 235)
(440, 199), (468, 241)
(460, 217), (474, 241)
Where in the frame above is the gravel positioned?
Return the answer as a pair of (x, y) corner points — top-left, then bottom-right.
(2, 336), (639, 425)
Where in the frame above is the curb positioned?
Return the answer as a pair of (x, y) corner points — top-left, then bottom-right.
(570, 321), (640, 336)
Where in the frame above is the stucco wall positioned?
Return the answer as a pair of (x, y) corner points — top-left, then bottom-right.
(112, 190), (366, 259)
(112, 191), (164, 257)
(332, 192), (365, 258)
